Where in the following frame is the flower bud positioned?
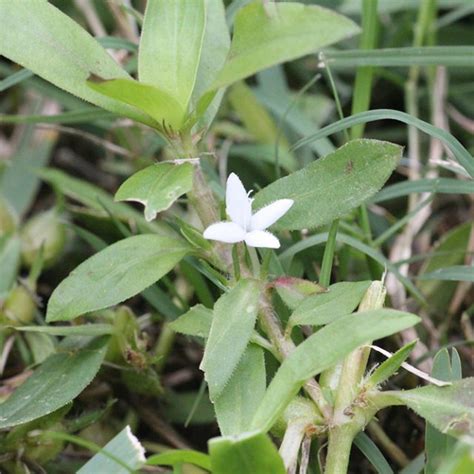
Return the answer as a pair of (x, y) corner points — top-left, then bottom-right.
(20, 210), (66, 269)
(1, 284), (36, 326)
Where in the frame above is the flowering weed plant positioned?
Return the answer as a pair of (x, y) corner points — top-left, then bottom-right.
(0, 1), (473, 473)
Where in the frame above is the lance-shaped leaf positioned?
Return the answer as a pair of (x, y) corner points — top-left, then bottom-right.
(209, 431), (286, 474)
(253, 139), (402, 231)
(115, 163), (194, 222)
(365, 340), (417, 389)
(211, 1), (360, 89)
(251, 309), (420, 432)
(0, 337), (108, 429)
(139, 0), (206, 111)
(46, 235), (191, 322)
(381, 378), (474, 442)
(87, 78), (186, 131)
(418, 265), (474, 282)
(0, 1), (153, 126)
(214, 345), (266, 436)
(289, 280), (371, 327)
(200, 279), (261, 401)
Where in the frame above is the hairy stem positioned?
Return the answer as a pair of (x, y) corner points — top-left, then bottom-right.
(259, 293), (332, 420)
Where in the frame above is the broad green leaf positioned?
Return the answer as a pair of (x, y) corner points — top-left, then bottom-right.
(251, 309), (420, 432)
(366, 340), (417, 389)
(115, 163), (194, 222)
(169, 304), (212, 339)
(0, 234), (21, 297)
(212, 1), (360, 89)
(426, 350), (462, 474)
(87, 78), (185, 130)
(201, 279), (261, 401)
(139, 0), (206, 111)
(273, 277), (326, 311)
(215, 345), (266, 436)
(77, 426), (145, 474)
(147, 449), (211, 470)
(46, 235), (191, 322)
(38, 168), (173, 236)
(382, 378), (474, 442)
(209, 431), (286, 474)
(418, 265), (474, 282)
(253, 139), (402, 231)
(191, 0), (230, 129)
(16, 324), (115, 337)
(0, 337), (108, 429)
(0, 1), (153, 126)
(289, 281), (371, 327)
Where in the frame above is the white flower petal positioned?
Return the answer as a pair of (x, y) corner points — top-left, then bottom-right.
(250, 199), (294, 231)
(226, 173), (252, 229)
(203, 222), (246, 243)
(245, 230), (280, 249)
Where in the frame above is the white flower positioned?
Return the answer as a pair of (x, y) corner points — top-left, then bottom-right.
(203, 173), (293, 249)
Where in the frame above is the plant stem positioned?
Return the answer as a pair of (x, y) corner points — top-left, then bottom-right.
(259, 293), (332, 420)
(319, 219), (339, 287)
(324, 426), (356, 474)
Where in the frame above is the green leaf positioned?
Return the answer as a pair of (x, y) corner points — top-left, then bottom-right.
(46, 235), (191, 322)
(139, 0), (206, 111)
(24, 332), (56, 364)
(15, 324), (115, 337)
(227, 82), (293, 163)
(209, 431), (286, 474)
(371, 178), (474, 204)
(289, 281), (371, 327)
(354, 432), (394, 474)
(325, 46), (474, 68)
(86, 78), (186, 130)
(0, 337), (108, 429)
(201, 279), (261, 401)
(77, 426), (145, 474)
(169, 304), (212, 339)
(147, 449), (211, 470)
(0, 234), (21, 297)
(292, 109), (474, 179)
(215, 345), (266, 436)
(0, 1), (153, 126)
(418, 222), (472, 312)
(115, 163), (194, 222)
(273, 277), (326, 311)
(418, 265), (474, 282)
(211, 1), (360, 89)
(435, 440), (474, 474)
(253, 139), (402, 231)
(383, 378), (474, 441)
(191, 0), (230, 129)
(251, 309), (420, 432)
(38, 168), (173, 236)
(426, 350), (462, 474)
(366, 340), (417, 389)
